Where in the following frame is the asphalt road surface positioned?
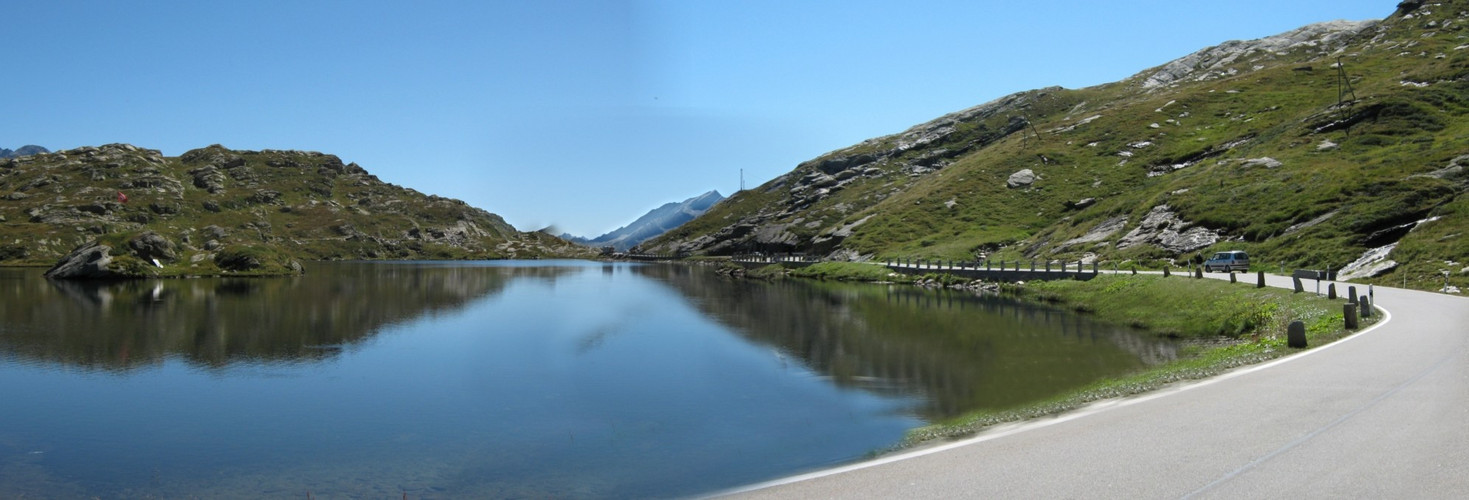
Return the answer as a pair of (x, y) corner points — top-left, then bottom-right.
(720, 273), (1468, 498)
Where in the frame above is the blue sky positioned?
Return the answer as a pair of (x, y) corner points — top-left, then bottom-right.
(4, 1), (1392, 237)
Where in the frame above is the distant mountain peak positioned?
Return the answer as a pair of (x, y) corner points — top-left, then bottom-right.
(0, 145), (49, 158)
(575, 190), (725, 251)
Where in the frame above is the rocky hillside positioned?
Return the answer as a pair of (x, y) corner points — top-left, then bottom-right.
(0, 144), (590, 277)
(644, 0), (1469, 292)
(570, 190), (725, 251)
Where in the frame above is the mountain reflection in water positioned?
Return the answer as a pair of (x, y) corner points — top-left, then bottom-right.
(0, 263), (574, 371)
(634, 264), (1180, 419)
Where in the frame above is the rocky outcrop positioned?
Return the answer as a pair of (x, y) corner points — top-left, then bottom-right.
(43, 242), (121, 279)
(1117, 206), (1220, 253)
(1060, 216), (1128, 250)
(1138, 20), (1376, 89)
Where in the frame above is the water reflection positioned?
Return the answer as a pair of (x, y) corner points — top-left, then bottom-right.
(0, 263), (574, 371)
(635, 264), (1179, 419)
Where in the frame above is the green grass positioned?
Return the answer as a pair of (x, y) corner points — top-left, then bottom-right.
(1020, 274), (1341, 339)
(787, 261), (904, 282)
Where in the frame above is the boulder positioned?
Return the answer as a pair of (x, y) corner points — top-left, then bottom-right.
(128, 231), (177, 262)
(1242, 157), (1283, 169)
(43, 242), (120, 279)
(1007, 169), (1038, 188)
(202, 225), (229, 240)
(215, 251), (262, 271)
(188, 165), (226, 193)
(1065, 198), (1097, 210)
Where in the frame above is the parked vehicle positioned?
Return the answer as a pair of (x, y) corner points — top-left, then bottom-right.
(1203, 250), (1250, 272)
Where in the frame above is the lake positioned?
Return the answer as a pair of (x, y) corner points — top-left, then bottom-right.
(0, 261), (1178, 498)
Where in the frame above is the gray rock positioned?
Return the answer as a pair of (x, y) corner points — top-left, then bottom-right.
(188, 165), (226, 193)
(43, 242), (120, 279)
(1117, 205), (1220, 253)
(1242, 157), (1283, 169)
(248, 189), (283, 205)
(1060, 216), (1128, 249)
(202, 225), (229, 240)
(1338, 243), (1399, 281)
(1007, 169), (1038, 188)
(1408, 154), (1467, 180)
(128, 231), (176, 262)
(215, 251), (262, 271)
(1140, 20), (1376, 89)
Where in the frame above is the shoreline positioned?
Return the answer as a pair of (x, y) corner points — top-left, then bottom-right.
(705, 260), (1381, 452)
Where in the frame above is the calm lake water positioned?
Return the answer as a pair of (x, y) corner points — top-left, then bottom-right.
(0, 261), (1178, 498)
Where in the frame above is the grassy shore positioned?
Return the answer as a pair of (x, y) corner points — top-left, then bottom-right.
(901, 273), (1377, 448)
(737, 262), (1380, 450)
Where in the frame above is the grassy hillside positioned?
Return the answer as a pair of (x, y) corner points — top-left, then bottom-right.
(644, 1), (1468, 293)
(0, 144), (591, 276)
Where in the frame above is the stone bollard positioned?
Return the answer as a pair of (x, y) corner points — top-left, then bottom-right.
(1360, 296), (1372, 318)
(1287, 320), (1307, 348)
(1195, 266), (1203, 279)
(1347, 286), (1357, 304)
(1230, 272), (1237, 284)
(1257, 271), (1266, 289)
(1031, 261), (1036, 272)
(986, 260), (991, 271)
(1327, 283), (1336, 300)
(1132, 266), (1137, 275)
(1046, 261), (1051, 272)
(1292, 277), (1304, 293)
(1163, 266), (1171, 277)
(1093, 263), (1099, 274)
(1344, 303), (1359, 330)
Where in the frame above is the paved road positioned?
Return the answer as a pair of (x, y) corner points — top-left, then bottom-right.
(721, 273), (1468, 498)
